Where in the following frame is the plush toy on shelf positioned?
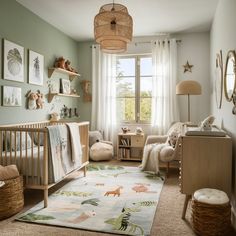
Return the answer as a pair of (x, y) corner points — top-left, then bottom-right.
(54, 57), (66, 69)
(26, 90), (38, 110)
(36, 90), (45, 109)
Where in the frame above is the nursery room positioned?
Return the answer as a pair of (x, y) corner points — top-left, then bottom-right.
(0, 0), (236, 235)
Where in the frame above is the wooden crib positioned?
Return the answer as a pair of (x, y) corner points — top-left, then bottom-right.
(0, 120), (89, 207)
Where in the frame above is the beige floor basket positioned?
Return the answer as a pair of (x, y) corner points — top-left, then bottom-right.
(0, 176), (24, 220)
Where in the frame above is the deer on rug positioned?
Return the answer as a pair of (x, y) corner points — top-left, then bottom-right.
(104, 186), (123, 197)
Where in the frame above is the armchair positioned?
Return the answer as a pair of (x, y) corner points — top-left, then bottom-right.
(142, 122), (183, 176)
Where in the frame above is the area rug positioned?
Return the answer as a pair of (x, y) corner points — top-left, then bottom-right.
(17, 164), (164, 236)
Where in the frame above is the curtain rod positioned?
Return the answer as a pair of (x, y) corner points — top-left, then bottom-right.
(134, 39), (182, 45)
(91, 39), (181, 48)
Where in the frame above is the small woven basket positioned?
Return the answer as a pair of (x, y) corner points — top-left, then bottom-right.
(192, 199), (231, 236)
(0, 176), (24, 220)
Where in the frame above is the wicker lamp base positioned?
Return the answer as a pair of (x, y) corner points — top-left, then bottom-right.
(192, 199), (231, 236)
(0, 176), (24, 220)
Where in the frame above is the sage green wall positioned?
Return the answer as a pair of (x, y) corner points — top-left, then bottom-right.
(0, 0), (80, 125)
(77, 41), (94, 122)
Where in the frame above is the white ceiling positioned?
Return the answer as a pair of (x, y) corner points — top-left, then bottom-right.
(16, 0), (219, 42)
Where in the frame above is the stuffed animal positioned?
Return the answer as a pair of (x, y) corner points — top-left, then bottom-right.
(50, 112), (60, 121)
(200, 115), (215, 130)
(36, 90), (44, 109)
(26, 90), (38, 110)
(121, 127), (130, 134)
(167, 131), (179, 148)
(65, 60), (73, 72)
(54, 57), (66, 69)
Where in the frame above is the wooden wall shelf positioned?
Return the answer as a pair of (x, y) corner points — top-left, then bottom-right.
(48, 68), (80, 81)
(48, 93), (80, 103)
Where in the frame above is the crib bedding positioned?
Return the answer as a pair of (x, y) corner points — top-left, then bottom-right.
(1, 148), (84, 185)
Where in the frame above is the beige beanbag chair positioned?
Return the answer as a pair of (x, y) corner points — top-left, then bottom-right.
(90, 141), (113, 161)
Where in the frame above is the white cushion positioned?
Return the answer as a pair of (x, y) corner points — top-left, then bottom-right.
(90, 142), (113, 161)
(193, 188), (229, 205)
(159, 146), (175, 162)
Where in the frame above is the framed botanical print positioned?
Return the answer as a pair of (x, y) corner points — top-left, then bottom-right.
(3, 39), (24, 82)
(3, 86), (22, 106)
(28, 50), (44, 86)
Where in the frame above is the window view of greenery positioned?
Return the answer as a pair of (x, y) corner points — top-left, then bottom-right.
(116, 56), (152, 123)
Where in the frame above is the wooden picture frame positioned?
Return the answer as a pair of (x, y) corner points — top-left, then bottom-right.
(3, 86), (22, 106)
(3, 39), (24, 82)
(28, 50), (44, 86)
(215, 50), (223, 109)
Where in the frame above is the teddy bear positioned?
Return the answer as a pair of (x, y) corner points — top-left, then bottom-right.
(26, 91), (38, 110)
(54, 57), (66, 69)
(36, 90), (44, 109)
(167, 131), (179, 148)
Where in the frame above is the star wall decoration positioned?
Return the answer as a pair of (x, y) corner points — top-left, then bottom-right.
(183, 61), (193, 73)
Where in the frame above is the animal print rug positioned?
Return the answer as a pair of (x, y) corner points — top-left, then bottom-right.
(16, 164), (164, 236)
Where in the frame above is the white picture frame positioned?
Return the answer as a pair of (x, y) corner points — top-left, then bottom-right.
(28, 50), (44, 86)
(4, 39), (24, 82)
(50, 80), (60, 93)
(61, 79), (70, 94)
(3, 86), (22, 106)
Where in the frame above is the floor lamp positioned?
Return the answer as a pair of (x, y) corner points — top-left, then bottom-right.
(176, 80), (202, 122)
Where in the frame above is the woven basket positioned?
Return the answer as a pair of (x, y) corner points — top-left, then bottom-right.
(0, 176), (24, 220)
(192, 199), (231, 236)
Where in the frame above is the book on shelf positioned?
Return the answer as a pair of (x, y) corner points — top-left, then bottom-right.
(120, 138), (130, 146)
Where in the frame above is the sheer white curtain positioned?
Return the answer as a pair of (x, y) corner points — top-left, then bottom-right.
(151, 39), (180, 134)
(91, 45), (117, 143)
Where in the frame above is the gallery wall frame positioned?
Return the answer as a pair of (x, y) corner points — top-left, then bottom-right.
(2, 86), (22, 106)
(3, 39), (24, 83)
(28, 50), (44, 86)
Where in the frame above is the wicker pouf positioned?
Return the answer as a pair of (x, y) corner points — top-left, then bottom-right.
(192, 188), (231, 236)
(0, 176), (24, 220)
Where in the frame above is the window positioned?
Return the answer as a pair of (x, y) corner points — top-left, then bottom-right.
(116, 55), (152, 123)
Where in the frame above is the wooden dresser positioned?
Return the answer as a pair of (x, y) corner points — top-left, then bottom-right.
(179, 134), (232, 218)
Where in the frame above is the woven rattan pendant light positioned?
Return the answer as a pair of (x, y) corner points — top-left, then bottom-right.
(94, 2), (133, 53)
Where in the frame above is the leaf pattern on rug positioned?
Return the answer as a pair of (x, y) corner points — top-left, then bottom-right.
(145, 171), (164, 180)
(87, 164), (124, 171)
(20, 213), (55, 221)
(55, 190), (92, 197)
(132, 201), (157, 207)
(104, 207), (144, 236)
(81, 198), (100, 206)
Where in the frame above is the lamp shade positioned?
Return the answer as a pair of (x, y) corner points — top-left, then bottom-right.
(94, 3), (133, 54)
(176, 80), (202, 95)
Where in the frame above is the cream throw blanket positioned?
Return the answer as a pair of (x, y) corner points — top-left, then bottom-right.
(140, 143), (167, 173)
(66, 123), (83, 164)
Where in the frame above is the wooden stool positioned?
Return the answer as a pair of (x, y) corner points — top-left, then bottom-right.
(192, 188), (231, 236)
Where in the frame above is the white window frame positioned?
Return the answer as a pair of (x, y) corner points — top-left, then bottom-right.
(116, 54), (152, 124)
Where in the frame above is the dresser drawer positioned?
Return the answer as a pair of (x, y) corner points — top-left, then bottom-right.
(131, 135), (144, 147)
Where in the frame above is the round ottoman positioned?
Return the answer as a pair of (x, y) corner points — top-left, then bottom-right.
(90, 142), (113, 161)
(192, 188), (231, 236)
